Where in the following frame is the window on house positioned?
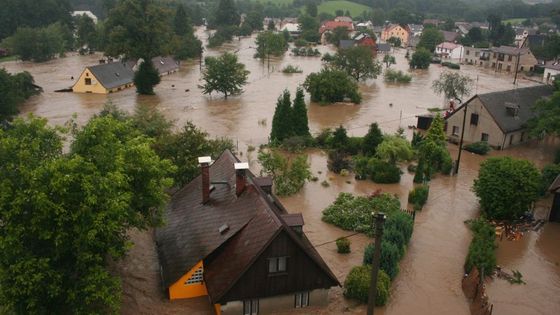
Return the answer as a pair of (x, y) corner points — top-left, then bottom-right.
(520, 132), (525, 142)
(85, 78), (92, 85)
(268, 257), (287, 273)
(507, 65), (511, 72)
(481, 133), (489, 142)
(295, 292), (310, 308)
(509, 134), (514, 145)
(470, 113), (479, 126)
(243, 299), (259, 315)
(452, 126), (460, 136)
(185, 266), (203, 285)
(466, 50), (470, 55)
(508, 55), (512, 61)
(475, 52), (479, 57)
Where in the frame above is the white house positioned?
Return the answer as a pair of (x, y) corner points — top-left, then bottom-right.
(356, 21), (373, 30)
(544, 63), (560, 84)
(435, 42), (464, 60)
(71, 11), (98, 24)
(280, 22), (301, 38)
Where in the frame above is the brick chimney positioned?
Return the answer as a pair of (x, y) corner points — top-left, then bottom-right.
(234, 162), (249, 196)
(198, 156), (211, 204)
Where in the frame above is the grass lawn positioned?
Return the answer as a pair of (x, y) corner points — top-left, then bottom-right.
(503, 18), (527, 25)
(0, 55), (18, 63)
(318, 1), (372, 17)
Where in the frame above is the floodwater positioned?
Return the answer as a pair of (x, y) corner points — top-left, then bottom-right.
(2, 27), (559, 315)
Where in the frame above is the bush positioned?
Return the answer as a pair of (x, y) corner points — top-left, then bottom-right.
(327, 150), (351, 174)
(541, 163), (560, 195)
(368, 159), (402, 184)
(409, 48), (432, 69)
(344, 266), (390, 306)
(294, 38), (307, 47)
(281, 65), (303, 73)
(464, 141), (491, 155)
(408, 184), (429, 210)
(464, 218), (496, 274)
(442, 61), (460, 69)
(303, 68), (362, 104)
(281, 135), (313, 152)
(384, 69), (412, 83)
(363, 241), (401, 280)
(258, 150), (311, 196)
(336, 237), (351, 253)
(314, 128), (332, 147)
(346, 137), (363, 155)
(407, 164), (417, 173)
(353, 155), (369, 180)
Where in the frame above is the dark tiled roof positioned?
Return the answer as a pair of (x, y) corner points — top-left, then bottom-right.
(281, 213), (304, 227)
(441, 31), (459, 42)
(377, 43), (391, 52)
(152, 56), (179, 74)
(156, 150), (339, 301)
(448, 85), (553, 133)
(88, 62), (134, 89)
(491, 46), (530, 55)
(339, 39), (355, 49)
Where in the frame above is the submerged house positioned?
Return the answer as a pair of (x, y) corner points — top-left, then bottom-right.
(72, 56), (179, 94)
(156, 151), (339, 315)
(445, 85), (553, 149)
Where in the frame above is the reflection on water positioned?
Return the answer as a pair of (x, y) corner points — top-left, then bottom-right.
(2, 27), (559, 315)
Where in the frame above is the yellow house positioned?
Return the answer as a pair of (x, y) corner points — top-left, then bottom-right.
(72, 61), (135, 94)
(381, 24), (411, 47)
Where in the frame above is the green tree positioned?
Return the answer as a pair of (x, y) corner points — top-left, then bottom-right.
(0, 69), (41, 121)
(134, 59), (161, 95)
(326, 26), (350, 45)
(298, 14), (320, 43)
(362, 123), (384, 156)
(425, 114), (446, 145)
(0, 115), (174, 314)
(173, 4), (191, 36)
(3, 24), (65, 62)
(417, 28), (444, 52)
(473, 157), (541, 220)
(105, 0), (171, 59)
(270, 90), (293, 143)
(254, 31), (288, 59)
(432, 71), (474, 103)
(409, 48), (432, 69)
(376, 135), (414, 164)
(245, 5), (265, 31)
(201, 52), (249, 99)
(383, 54), (396, 68)
(292, 88), (310, 137)
(75, 14), (97, 50)
(387, 36), (402, 47)
(324, 46), (382, 81)
(306, 2), (318, 18)
(304, 68), (362, 104)
(215, 0), (240, 27)
(258, 150), (311, 196)
(331, 125), (349, 151)
(527, 90), (560, 137)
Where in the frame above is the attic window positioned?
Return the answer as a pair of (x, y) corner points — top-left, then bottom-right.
(218, 224), (229, 234)
(160, 60), (165, 65)
(505, 103), (519, 117)
(115, 72), (120, 77)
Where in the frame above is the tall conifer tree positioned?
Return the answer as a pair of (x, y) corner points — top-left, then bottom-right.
(292, 88), (310, 137)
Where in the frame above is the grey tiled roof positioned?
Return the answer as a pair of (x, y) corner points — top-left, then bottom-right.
(474, 85), (553, 133)
(377, 43), (391, 52)
(339, 39), (355, 49)
(88, 62), (134, 89)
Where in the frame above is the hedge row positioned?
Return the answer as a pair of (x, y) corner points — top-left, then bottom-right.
(464, 218), (496, 274)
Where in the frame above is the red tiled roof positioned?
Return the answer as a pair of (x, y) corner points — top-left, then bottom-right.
(320, 20), (354, 34)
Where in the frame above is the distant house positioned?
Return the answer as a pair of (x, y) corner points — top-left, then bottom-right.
(280, 22), (301, 38)
(445, 85), (554, 149)
(334, 16), (353, 23)
(544, 62), (560, 84)
(72, 56), (179, 94)
(463, 46), (492, 66)
(514, 28), (537, 47)
(548, 175), (560, 222)
(376, 43), (392, 54)
(354, 33), (377, 53)
(423, 19), (441, 27)
(356, 21), (373, 30)
(455, 21), (489, 35)
(408, 24), (424, 37)
(156, 151), (339, 315)
(441, 31), (460, 43)
(319, 20), (354, 43)
(381, 24), (411, 47)
(71, 11), (98, 24)
(435, 42), (464, 60)
(463, 46), (537, 73)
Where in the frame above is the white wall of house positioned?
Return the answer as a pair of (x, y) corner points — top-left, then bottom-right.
(436, 45), (464, 60)
(544, 68), (560, 84)
(219, 289), (329, 315)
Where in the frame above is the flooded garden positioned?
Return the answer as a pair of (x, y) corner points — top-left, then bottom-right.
(2, 27), (560, 315)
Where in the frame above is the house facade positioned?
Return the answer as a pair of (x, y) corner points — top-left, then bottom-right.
(381, 24), (411, 47)
(445, 85), (553, 149)
(462, 46), (537, 72)
(319, 20), (355, 43)
(435, 42), (464, 60)
(544, 63), (560, 84)
(156, 151), (339, 315)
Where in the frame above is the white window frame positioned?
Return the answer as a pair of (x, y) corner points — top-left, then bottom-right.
(295, 291), (310, 308)
(452, 126), (460, 136)
(243, 299), (259, 315)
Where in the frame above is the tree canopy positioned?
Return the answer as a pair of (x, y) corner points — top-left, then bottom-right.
(527, 88), (560, 137)
(473, 157), (540, 220)
(409, 48), (431, 69)
(417, 28), (444, 53)
(0, 69), (41, 121)
(432, 72), (474, 103)
(254, 31), (288, 59)
(304, 68), (362, 104)
(323, 46), (382, 81)
(270, 88), (310, 144)
(201, 52), (249, 99)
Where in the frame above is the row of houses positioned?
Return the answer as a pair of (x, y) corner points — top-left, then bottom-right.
(72, 56), (179, 94)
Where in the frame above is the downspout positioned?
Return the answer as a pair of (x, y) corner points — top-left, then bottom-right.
(501, 132), (508, 150)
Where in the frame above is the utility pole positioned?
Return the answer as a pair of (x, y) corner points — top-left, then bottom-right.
(367, 212), (386, 315)
(455, 101), (468, 174)
(513, 50), (521, 85)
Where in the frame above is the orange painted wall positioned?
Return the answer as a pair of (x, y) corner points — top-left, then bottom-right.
(169, 260), (208, 300)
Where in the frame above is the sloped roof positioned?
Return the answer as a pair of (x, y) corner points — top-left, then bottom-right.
(87, 62), (135, 89)
(446, 85), (554, 133)
(156, 150), (339, 302)
(491, 46), (530, 55)
(441, 31), (459, 42)
(437, 42), (460, 50)
(377, 43), (391, 52)
(339, 39), (355, 49)
(320, 21), (354, 34)
(152, 56), (179, 74)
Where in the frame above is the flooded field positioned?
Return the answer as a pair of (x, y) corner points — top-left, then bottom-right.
(2, 28), (559, 315)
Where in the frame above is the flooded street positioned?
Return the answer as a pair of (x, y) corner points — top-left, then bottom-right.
(2, 28), (560, 315)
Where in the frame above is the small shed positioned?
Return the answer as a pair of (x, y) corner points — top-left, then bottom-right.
(548, 175), (560, 222)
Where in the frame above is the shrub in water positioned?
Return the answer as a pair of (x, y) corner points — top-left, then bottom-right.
(408, 184), (430, 210)
(384, 68), (412, 83)
(336, 237), (351, 253)
(367, 158), (402, 183)
(363, 241), (401, 280)
(282, 65), (303, 73)
(464, 218), (496, 273)
(464, 141), (491, 155)
(344, 265), (390, 305)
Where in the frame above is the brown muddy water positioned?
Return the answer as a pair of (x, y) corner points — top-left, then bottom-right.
(2, 28), (560, 315)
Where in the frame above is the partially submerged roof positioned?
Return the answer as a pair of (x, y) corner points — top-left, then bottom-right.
(156, 150), (339, 302)
(446, 85), (554, 133)
(87, 62), (135, 89)
(152, 56), (179, 74)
